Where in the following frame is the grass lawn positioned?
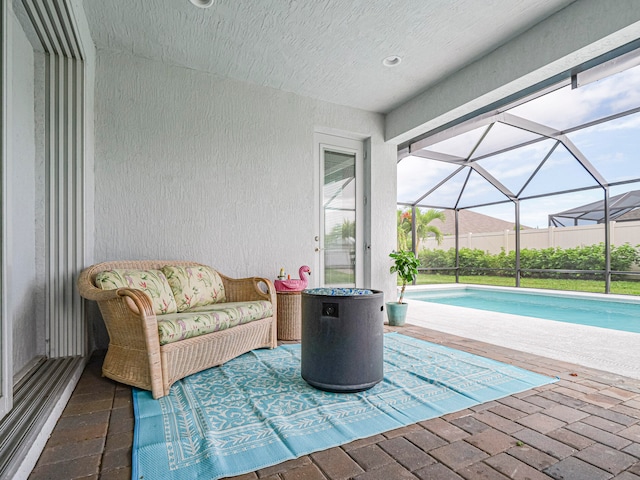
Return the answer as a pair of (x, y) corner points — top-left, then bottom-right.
(412, 273), (640, 296)
(324, 268), (355, 285)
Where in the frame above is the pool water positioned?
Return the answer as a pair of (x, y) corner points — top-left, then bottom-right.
(405, 288), (640, 334)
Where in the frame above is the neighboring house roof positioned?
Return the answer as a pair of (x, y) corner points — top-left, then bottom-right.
(619, 209), (640, 221)
(435, 209), (527, 236)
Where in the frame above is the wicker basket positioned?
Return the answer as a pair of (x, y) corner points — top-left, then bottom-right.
(277, 291), (302, 341)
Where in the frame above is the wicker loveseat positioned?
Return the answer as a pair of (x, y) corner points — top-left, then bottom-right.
(77, 260), (277, 398)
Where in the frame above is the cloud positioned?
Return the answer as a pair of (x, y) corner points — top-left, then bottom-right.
(566, 112), (640, 182)
(476, 140), (554, 181)
(473, 122), (541, 158)
(509, 64), (640, 131)
(397, 156), (460, 203)
(429, 126), (486, 158)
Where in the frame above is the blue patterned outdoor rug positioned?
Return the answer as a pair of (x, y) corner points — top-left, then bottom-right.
(132, 333), (556, 479)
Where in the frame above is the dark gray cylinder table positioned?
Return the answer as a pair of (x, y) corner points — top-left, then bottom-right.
(301, 288), (384, 393)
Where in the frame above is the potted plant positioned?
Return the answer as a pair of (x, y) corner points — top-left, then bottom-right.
(387, 250), (420, 326)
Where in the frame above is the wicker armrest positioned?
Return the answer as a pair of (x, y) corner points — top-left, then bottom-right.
(77, 266), (155, 316)
(77, 265), (110, 301)
(78, 265), (163, 395)
(220, 274), (276, 304)
(80, 287), (158, 341)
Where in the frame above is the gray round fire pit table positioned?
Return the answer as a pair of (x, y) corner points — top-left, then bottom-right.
(301, 288), (384, 393)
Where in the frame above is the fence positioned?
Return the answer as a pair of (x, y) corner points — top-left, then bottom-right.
(423, 220), (640, 254)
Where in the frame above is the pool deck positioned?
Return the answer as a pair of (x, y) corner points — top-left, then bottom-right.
(28, 322), (640, 480)
(405, 285), (640, 380)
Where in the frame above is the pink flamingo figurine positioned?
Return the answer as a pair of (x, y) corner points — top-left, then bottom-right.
(274, 265), (311, 292)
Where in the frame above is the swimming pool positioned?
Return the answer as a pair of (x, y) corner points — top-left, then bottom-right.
(405, 286), (640, 334)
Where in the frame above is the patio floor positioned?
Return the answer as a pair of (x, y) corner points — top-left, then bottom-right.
(28, 324), (640, 480)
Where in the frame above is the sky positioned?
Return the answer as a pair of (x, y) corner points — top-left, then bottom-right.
(397, 60), (640, 228)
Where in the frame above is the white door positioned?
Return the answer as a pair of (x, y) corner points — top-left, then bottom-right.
(315, 134), (364, 287)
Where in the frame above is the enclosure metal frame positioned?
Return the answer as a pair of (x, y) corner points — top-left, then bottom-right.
(397, 87), (640, 294)
(549, 189), (640, 227)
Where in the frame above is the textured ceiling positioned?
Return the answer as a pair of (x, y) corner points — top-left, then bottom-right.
(82, 0), (576, 114)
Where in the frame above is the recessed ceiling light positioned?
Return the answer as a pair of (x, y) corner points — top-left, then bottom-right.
(383, 55), (402, 67)
(189, 0), (214, 8)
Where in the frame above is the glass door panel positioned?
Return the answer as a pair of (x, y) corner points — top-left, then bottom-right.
(323, 149), (357, 286)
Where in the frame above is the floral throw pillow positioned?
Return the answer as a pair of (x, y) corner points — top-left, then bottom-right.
(95, 269), (178, 315)
(161, 265), (226, 312)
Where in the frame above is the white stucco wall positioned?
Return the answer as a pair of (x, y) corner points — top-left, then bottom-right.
(92, 50), (397, 345)
(10, 12), (41, 375)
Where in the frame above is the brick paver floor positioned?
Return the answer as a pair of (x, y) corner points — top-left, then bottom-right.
(28, 324), (640, 479)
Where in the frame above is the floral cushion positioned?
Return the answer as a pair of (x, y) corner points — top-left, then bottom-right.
(95, 269), (178, 315)
(156, 301), (273, 345)
(161, 265), (226, 312)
